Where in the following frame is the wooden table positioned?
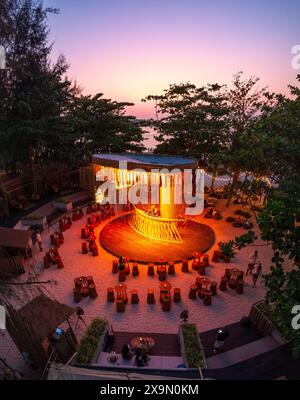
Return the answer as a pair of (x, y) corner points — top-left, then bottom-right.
(115, 283), (128, 303)
(131, 337), (155, 353)
(195, 276), (211, 290)
(74, 276), (90, 297)
(159, 280), (172, 301)
(227, 268), (244, 289)
(157, 265), (167, 281)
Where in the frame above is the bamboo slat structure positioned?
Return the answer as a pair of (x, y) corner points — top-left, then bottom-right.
(129, 206), (184, 243)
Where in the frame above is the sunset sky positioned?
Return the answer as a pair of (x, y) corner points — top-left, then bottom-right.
(45, 0), (300, 118)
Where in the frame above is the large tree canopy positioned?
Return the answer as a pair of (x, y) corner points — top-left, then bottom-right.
(63, 94), (144, 165)
(0, 0), (144, 170)
(143, 82), (229, 168)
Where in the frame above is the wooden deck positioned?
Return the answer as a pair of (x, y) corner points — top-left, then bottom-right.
(99, 214), (215, 263)
(112, 331), (181, 356)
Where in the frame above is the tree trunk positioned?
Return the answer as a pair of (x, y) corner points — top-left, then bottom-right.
(210, 166), (217, 190)
(226, 169), (240, 207)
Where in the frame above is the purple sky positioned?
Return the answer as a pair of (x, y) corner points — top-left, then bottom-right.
(45, 0), (300, 118)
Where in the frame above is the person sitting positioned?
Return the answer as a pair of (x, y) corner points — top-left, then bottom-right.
(118, 256), (125, 271)
(213, 328), (229, 354)
(141, 349), (150, 366)
(134, 349), (145, 367)
(121, 344), (132, 360)
(135, 355), (145, 367)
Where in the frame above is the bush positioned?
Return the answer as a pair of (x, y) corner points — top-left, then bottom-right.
(258, 301), (300, 358)
(76, 318), (108, 365)
(181, 324), (206, 368)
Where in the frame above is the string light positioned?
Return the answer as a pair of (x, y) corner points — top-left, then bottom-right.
(204, 171), (272, 187)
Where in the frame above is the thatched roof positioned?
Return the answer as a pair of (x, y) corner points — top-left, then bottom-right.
(17, 295), (76, 339)
(0, 227), (32, 249)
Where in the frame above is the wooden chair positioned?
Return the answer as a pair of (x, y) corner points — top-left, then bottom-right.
(50, 234), (55, 246)
(212, 250), (219, 262)
(198, 288), (205, 299)
(107, 287), (115, 302)
(168, 262), (175, 275)
(189, 284), (197, 299)
(192, 261), (199, 271)
(219, 277), (227, 291)
(82, 242), (88, 254)
(92, 246), (99, 257)
(203, 254), (209, 267)
(158, 270), (166, 282)
(225, 269), (231, 279)
(59, 220), (66, 232)
(89, 284), (98, 299)
(147, 289), (155, 304)
(147, 264), (155, 276)
(173, 288), (181, 303)
(58, 232), (64, 245)
(228, 278), (237, 290)
(198, 262), (206, 275)
(43, 255), (50, 269)
(131, 289), (139, 304)
(73, 287), (81, 303)
(116, 299), (125, 313)
(57, 259), (64, 269)
(162, 297), (171, 312)
(132, 263), (139, 277)
(118, 270), (126, 282)
(86, 276), (94, 284)
(236, 281), (244, 294)
(203, 290), (212, 306)
(181, 260), (189, 273)
(211, 281), (217, 296)
(112, 260), (119, 274)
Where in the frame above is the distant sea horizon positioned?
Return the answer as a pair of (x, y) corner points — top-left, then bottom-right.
(143, 126), (159, 152)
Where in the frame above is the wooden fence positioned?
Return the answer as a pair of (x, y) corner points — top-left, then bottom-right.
(248, 301), (274, 336)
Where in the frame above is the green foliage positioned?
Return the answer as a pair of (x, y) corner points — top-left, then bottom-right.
(63, 94), (144, 164)
(143, 82), (229, 167)
(235, 230), (256, 249)
(258, 301), (300, 359)
(256, 77), (300, 357)
(0, 1), (144, 170)
(221, 231), (256, 259)
(76, 318), (108, 365)
(220, 240), (236, 260)
(181, 323), (206, 368)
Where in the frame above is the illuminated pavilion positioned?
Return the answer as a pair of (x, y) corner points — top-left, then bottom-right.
(88, 154), (215, 263)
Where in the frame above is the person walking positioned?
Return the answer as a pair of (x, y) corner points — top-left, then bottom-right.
(36, 230), (43, 252)
(252, 263), (262, 287)
(213, 328), (229, 354)
(246, 250), (259, 275)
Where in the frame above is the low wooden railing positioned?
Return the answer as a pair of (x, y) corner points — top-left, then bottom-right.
(248, 301), (274, 336)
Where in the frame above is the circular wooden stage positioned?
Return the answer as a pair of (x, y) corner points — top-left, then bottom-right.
(100, 214), (215, 264)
